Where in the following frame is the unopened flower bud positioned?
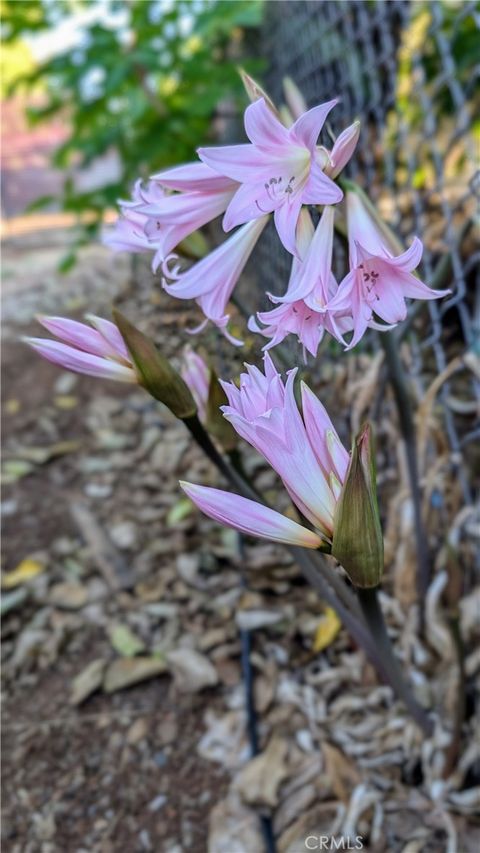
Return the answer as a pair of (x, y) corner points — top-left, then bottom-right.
(282, 76), (308, 120)
(332, 423), (384, 588)
(325, 120), (361, 179)
(181, 346), (209, 421)
(342, 180), (403, 255)
(239, 68), (278, 115)
(113, 310), (196, 419)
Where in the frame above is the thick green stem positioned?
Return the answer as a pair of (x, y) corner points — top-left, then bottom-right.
(357, 587), (433, 736)
(308, 550), (362, 619)
(290, 549), (400, 681)
(184, 414), (250, 496)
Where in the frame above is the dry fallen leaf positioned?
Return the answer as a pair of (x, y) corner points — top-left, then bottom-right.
(50, 581), (88, 610)
(11, 441), (80, 464)
(235, 609), (284, 631)
(277, 801), (339, 853)
(5, 399), (20, 415)
(108, 623), (146, 658)
(234, 736), (290, 809)
(1, 459), (35, 484)
(166, 497), (194, 526)
(166, 648), (218, 693)
(70, 659), (106, 705)
(312, 607), (342, 652)
(208, 792), (264, 853)
(1, 587), (29, 616)
(322, 741), (361, 803)
(2, 557), (45, 589)
(103, 656), (167, 693)
(197, 710), (249, 769)
(416, 355), (464, 475)
(54, 395), (78, 409)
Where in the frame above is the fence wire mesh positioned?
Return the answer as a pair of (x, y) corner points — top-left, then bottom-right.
(255, 0), (479, 520)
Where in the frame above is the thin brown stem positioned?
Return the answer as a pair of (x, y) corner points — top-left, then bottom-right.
(380, 333), (431, 613)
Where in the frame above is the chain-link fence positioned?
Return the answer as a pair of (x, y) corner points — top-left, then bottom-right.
(255, 0), (478, 535)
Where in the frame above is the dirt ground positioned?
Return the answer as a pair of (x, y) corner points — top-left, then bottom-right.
(1, 228), (479, 853)
(2, 231), (233, 852)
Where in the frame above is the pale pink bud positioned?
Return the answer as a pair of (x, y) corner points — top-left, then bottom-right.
(23, 315), (137, 383)
(324, 120), (361, 179)
(181, 347), (210, 422)
(282, 77), (308, 121)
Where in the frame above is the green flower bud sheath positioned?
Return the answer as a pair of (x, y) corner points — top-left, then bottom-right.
(114, 310), (197, 420)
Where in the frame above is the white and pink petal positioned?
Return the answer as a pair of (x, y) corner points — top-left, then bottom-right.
(180, 482), (323, 548)
(151, 162), (237, 193)
(244, 98), (292, 149)
(36, 316), (113, 359)
(290, 99), (339, 151)
(23, 338), (136, 382)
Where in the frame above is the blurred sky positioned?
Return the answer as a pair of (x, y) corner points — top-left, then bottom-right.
(24, 0), (195, 62)
(25, 4), (129, 62)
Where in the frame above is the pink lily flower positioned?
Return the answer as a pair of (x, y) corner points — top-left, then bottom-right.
(249, 208), (350, 356)
(328, 191), (451, 349)
(181, 346), (210, 422)
(248, 298), (351, 359)
(162, 216), (269, 345)
(104, 171), (237, 271)
(103, 180), (168, 272)
(276, 206), (335, 305)
(23, 315), (137, 383)
(198, 97), (343, 256)
(182, 354), (350, 546)
(137, 163), (237, 258)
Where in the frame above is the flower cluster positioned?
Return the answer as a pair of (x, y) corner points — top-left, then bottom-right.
(104, 89), (449, 354)
(22, 75), (449, 726)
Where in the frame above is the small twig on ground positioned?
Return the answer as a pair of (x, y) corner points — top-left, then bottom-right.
(70, 499), (135, 590)
(442, 611), (466, 779)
